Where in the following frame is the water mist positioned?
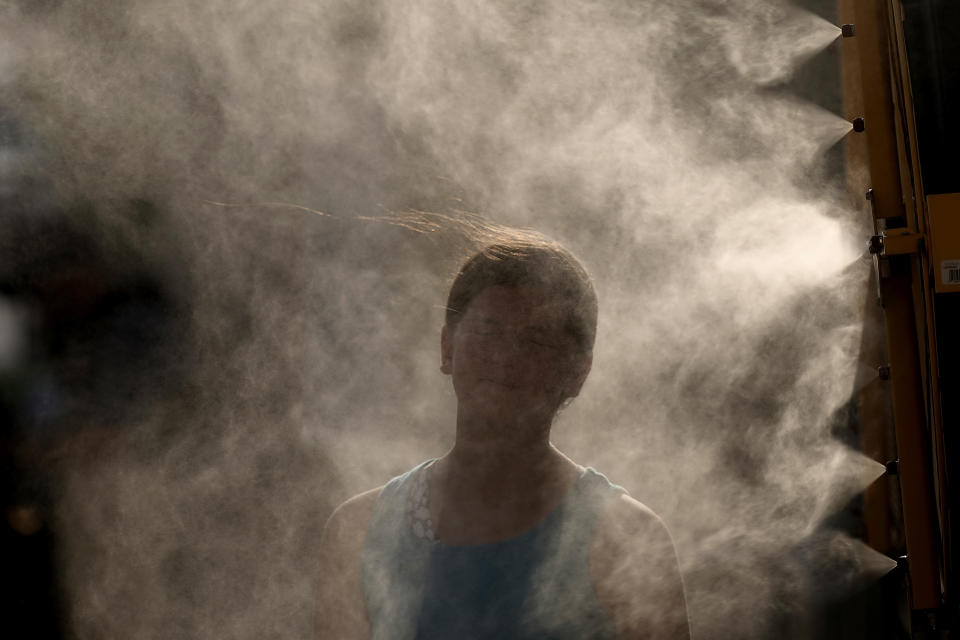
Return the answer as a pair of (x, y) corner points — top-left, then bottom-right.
(0, 0), (897, 638)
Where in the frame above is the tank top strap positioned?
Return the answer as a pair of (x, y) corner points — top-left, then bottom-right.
(362, 460), (435, 640)
(564, 466), (626, 524)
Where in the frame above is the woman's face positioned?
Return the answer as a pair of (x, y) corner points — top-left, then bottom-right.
(441, 284), (591, 426)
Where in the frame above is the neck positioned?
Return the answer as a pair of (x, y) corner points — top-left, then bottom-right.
(428, 406), (580, 543)
(446, 437), (556, 477)
(453, 403), (553, 458)
(433, 405), (571, 492)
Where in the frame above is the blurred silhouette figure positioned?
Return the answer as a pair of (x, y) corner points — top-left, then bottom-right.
(317, 237), (690, 639)
(1, 184), (187, 639)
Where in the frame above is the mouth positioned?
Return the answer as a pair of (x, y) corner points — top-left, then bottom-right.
(479, 378), (519, 390)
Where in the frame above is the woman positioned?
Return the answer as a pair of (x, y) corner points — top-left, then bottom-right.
(317, 237), (690, 639)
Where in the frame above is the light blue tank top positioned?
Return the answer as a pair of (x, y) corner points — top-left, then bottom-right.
(361, 460), (624, 639)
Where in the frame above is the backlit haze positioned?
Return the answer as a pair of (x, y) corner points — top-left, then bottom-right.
(0, 0), (894, 638)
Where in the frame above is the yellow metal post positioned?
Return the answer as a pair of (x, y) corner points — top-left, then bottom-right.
(850, 0), (945, 613)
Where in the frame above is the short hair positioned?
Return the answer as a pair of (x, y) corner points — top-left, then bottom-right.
(445, 239), (598, 353)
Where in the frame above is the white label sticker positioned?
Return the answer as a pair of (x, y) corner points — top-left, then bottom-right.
(943, 260), (960, 285)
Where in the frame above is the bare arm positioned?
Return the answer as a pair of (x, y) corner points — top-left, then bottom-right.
(590, 494), (691, 640)
(316, 488), (381, 640)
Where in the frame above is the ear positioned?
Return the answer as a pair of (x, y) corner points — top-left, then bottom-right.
(562, 352), (593, 399)
(440, 325), (453, 374)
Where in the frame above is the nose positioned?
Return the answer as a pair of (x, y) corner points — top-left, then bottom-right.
(484, 333), (523, 362)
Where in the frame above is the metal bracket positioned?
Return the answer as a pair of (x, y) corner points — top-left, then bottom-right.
(868, 229), (922, 256)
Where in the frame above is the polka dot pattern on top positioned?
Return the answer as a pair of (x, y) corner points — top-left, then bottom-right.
(405, 461), (437, 541)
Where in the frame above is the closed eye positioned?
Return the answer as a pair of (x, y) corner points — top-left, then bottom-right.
(526, 338), (560, 348)
(469, 327), (501, 337)
(519, 329), (563, 349)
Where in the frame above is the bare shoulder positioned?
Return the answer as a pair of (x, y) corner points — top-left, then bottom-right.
(316, 487), (383, 640)
(321, 486), (383, 547)
(590, 493), (679, 582)
(596, 493), (674, 545)
(590, 493), (691, 640)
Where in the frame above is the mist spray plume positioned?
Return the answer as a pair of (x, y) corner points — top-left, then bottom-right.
(1, 0), (896, 638)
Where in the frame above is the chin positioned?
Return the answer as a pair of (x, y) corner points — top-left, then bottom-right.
(465, 396), (557, 428)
